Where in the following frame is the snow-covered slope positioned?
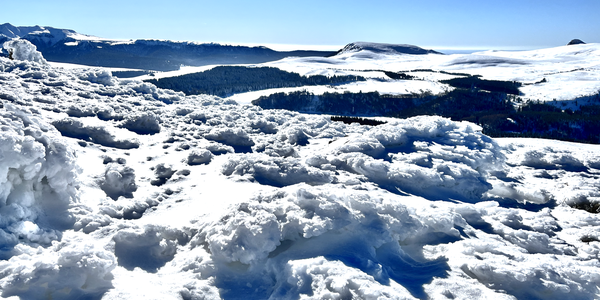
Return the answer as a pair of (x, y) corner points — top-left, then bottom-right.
(0, 42), (599, 300)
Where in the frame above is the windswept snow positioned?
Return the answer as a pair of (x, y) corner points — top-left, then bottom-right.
(0, 47), (599, 300)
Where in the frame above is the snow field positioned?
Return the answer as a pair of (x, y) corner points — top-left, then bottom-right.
(255, 43), (600, 104)
(0, 40), (599, 299)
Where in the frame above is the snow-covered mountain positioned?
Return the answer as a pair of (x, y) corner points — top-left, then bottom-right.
(0, 38), (599, 300)
(0, 23), (90, 45)
(335, 41), (442, 55)
(0, 23), (335, 71)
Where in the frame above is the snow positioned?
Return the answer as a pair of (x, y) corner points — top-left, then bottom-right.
(128, 43), (600, 108)
(2, 39), (47, 65)
(0, 47), (599, 300)
(224, 43), (600, 105)
(135, 65), (223, 81)
(229, 80), (451, 106)
(336, 42), (441, 55)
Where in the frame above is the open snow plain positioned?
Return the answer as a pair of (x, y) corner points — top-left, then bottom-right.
(1, 41), (600, 300)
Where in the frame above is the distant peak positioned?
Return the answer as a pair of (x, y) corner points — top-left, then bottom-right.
(336, 42), (442, 56)
(567, 39), (586, 45)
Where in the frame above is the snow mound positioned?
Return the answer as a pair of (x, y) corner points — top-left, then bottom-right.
(99, 163), (137, 200)
(189, 185), (458, 298)
(306, 117), (504, 201)
(187, 149), (213, 165)
(222, 154), (334, 187)
(119, 111), (161, 135)
(2, 39), (47, 64)
(0, 105), (78, 258)
(52, 118), (140, 149)
(77, 68), (117, 86)
(151, 163), (176, 186)
(113, 225), (185, 273)
(272, 257), (416, 299)
(203, 126), (255, 152)
(0, 233), (116, 300)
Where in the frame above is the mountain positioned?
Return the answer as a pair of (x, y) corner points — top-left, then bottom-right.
(0, 23), (336, 71)
(335, 41), (442, 55)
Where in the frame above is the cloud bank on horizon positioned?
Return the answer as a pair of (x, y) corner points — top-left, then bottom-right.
(1, 0), (599, 50)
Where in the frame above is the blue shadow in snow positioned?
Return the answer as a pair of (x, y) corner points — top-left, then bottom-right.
(217, 229), (453, 299)
(324, 240), (450, 300)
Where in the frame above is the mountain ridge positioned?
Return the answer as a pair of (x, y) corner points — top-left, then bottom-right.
(1, 24), (448, 71)
(0, 23), (336, 71)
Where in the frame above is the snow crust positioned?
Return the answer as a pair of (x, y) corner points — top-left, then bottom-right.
(0, 49), (599, 300)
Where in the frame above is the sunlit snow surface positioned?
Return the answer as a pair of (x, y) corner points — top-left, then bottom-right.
(1, 47), (600, 300)
(224, 43), (600, 106)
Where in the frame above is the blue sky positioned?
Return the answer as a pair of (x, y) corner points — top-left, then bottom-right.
(2, 0), (599, 51)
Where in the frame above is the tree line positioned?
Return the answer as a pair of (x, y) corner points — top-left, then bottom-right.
(330, 116), (386, 126)
(145, 66), (365, 97)
(252, 85), (600, 144)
